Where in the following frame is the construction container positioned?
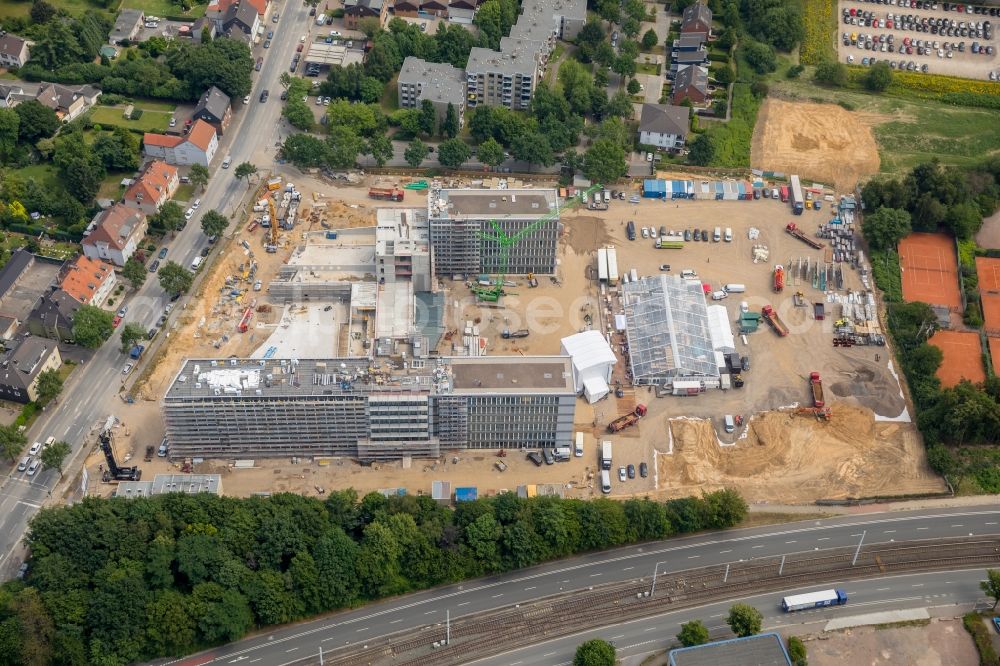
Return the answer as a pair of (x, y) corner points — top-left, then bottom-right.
(642, 179), (666, 198)
(455, 487), (478, 502)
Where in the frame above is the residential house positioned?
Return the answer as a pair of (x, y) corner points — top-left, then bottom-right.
(207, 0), (262, 38)
(143, 119), (219, 167)
(0, 316), (18, 343)
(59, 256), (117, 307)
(81, 204), (148, 267)
(27, 290), (81, 342)
(0, 249), (35, 315)
(638, 103), (690, 151)
(398, 57), (466, 126)
(671, 65), (709, 105)
(448, 1), (477, 23)
(393, 0), (420, 18)
(671, 48), (709, 72)
(192, 86), (232, 135)
(191, 17), (218, 43)
(520, 0), (586, 42)
(109, 8), (146, 44)
(0, 84), (25, 108)
(35, 83), (90, 122)
(680, 1), (713, 36)
(0, 33), (30, 69)
(673, 34), (705, 52)
(343, 0), (388, 30)
(420, 0), (448, 17)
(0, 335), (62, 403)
(122, 160), (179, 217)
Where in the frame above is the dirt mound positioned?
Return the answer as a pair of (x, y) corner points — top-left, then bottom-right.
(660, 405), (945, 502)
(751, 99), (880, 192)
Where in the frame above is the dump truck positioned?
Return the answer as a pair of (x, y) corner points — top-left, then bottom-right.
(762, 305), (788, 337)
(773, 264), (785, 292)
(369, 187), (404, 202)
(813, 302), (825, 320)
(810, 371), (825, 408)
(502, 328), (529, 339)
(785, 222), (823, 249)
(608, 404), (647, 432)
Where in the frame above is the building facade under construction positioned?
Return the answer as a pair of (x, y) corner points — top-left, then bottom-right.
(163, 355), (575, 460)
(427, 188), (560, 277)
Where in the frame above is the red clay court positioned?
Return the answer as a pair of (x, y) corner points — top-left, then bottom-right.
(929, 330), (985, 387)
(976, 257), (1000, 292)
(898, 232), (962, 309)
(989, 337), (1000, 376)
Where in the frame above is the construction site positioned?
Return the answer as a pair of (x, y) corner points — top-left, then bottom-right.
(111, 169), (945, 505)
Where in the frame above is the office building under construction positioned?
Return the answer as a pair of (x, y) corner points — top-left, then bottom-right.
(163, 355), (575, 460)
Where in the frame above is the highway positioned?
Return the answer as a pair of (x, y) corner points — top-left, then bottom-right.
(159, 505), (1000, 666)
(0, 1), (315, 575)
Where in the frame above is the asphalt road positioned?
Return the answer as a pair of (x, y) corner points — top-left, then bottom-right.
(160, 505), (1000, 666)
(0, 1), (314, 576)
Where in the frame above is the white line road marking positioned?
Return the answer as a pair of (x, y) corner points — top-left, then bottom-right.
(285, 648), (298, 653)
(543, 652), (556, 657)
(457, 602), (470, 607)
(321, 637), (337, 642)
(424, 610), (436, 615)
(876, 588), (890, 591)
(884, 530), (896, 534)
(644, 627), (658, 632)
(785, 540), (797, 544)
(952, 524), (964, 528)
(590, 573), (602, 577)
(711, 613), (724, 618)
(249, 660), (261, 663)
(987, 522), (998, 525)
(688, 555), (700, 559)
(611, 635), (624, 640)
(524, 586), (536, 591)
(389, 620), (404, 624)
(356, 627), (369, 632)
(492, 594), (503, 598)
(719, 549), (732, 554)
(817, 537), (830, 541)
(917, 527), (929, 530)
(912, 584), (924, 588)
(623, 567), (634, 571)
(752, 545), (764, 549)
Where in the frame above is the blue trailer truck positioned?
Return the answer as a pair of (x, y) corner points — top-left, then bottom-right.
(781, 589), (847, 612)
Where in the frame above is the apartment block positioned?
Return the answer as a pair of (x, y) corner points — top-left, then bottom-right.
(163, 356), (575, 459)
(427, 187), (560, 276)
(397, 56), (466, 126)
(465, 46), (540, 111)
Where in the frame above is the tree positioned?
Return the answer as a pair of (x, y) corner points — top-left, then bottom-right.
(741, 39), (777, 74)
(419, 99), (437, 137)
(627, 78), (641, 95)
(366, 135), (393, 167)
(35, 369), (64, 406)
(119, 323), (147, 355)
(283, 99), (315, 130)
(437, 138), (471, 170)
(677, 619), (710, 647)
(14, 101), (59, 143)
(234, 162), (257, 187)
(623, 16), (640, 38)
(862, 207), (912, 251)
(573, 638), (615, 666)
(865, 61), (893, 92)
(158, 261), (194, 296)
(641, 28), (658, 50)
(30, 0), (57, 24)
(440, 103), (459, 139)
(0, 424), (27, 462)
(583, 139), (626, 184)
(122, 257), (147, 290)
(814, 60), (848, 87)
(981, 570), (1000, 609)
(72, 304), (114, 349)
(688, 133), (715, 166)
(611, 55), (637, 79)
(945, 201), (983, 240)
(0, 109), (19, 162)
(404, 139), (429, 168)
(189, 163), (210, 191)
(326, 126), (364, 169)
(726, 603), (763, 637)
(787, 636), (808, 666)
(152, 201), (186, 235)
(477, 138), (505, 168)
(40, 440), (71, 476)
(168, 37), (254, 100)
(201, 210), (229, 238)
(92, 127), (140, 171)
(511, 132), (553, 172)
(281, 134), (330, 169)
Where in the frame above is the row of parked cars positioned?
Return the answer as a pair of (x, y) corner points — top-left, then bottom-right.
(856, 0), (1000, 15)
(845, 7), (994, 38)
(17, 437), (56, 477)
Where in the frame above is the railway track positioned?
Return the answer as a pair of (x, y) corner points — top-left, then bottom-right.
(297, 536), (1000, 666)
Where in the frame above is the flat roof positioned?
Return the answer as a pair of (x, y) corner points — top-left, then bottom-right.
(669, 633), (792, 666)
(303, 43), (365, 67)
(449, 356), (572, 392)
(429, 188), (558, 220)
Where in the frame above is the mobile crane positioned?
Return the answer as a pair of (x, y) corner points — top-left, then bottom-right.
(265, 195), (278, 253)
(473, 184), (603, 302)
(98, 421), (141, 482)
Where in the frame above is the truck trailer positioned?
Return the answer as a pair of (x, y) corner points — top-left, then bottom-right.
(781, 589), (847, 612)
(600, 441), (613, 470)
(608, 404), (647, 433)
(606, 247), (619, 286)
(597, 248), (609, 282)
(810, 371), (825, 408)
(790, 175), (805, 214)
(773, 264), (785, 292)
(369, 187), (405, 202)
(762, 305), (788, 337)
(785, 223), (824, 250)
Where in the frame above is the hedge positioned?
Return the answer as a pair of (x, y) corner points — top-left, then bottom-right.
(962, 612), (1000, 666)
(870, 248), (903, 303)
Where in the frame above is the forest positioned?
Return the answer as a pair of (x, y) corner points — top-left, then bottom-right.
(0, 488), (748, 664)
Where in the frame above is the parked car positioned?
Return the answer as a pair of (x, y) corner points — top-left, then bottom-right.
(618, 466), (627, 482)
(627, 464), (635, 479)
(639, 462), (648, 478)
(117, 305), (128, 317)
(148, 259), (160, 273)
(158, 247), (168, 259)
(122, 363), (133, 375)
(185, 208), (194, 220)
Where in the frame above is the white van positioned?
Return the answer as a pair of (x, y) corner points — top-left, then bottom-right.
(600, 469), (612, 494)
(724, 284), (746, 293)
(711, 290), (728, 301)
(713, 226), (722, 242)
(680, 269), (698, 279)
(553, 446), (572, 461)
(222, 155), (232, 169)
(740, 300), (749, 313)
(190, 256), (203, 271)
(574, 432), (584, 457)
(724, 415), (736, 433)
(724, 227), (733, 242)
(315, 13), (326, 24)
(17, 457), (29, 472)
(603, 190), (611, 203)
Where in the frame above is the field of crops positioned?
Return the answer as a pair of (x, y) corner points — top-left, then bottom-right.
(800, 0), (837, 65)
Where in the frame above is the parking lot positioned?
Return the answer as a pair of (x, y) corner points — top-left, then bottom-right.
(837, 0), (999, 79)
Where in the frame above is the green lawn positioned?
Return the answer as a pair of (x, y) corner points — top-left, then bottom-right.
(770, 77), (1000, 173)
(0, 0), (103, 19)
(380, 77), (399, 113)
(98, 172), (127, 201)
(14, 164), (58, 187)
(122, 0), (206, 18)
(636, 61), (661, 76)
(174, 183), (195, 202)
(90, 105), (174, 133)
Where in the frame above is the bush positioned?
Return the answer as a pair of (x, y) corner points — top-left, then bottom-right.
(786, 64), (805, 78)
(788, 636), (808, 666)
(870, 248), (903, 302)
(963, 612), (1000, 665)
(98, 93), (129, 106)
(129, 108), (144, 120)
(331, 8), (345, 17)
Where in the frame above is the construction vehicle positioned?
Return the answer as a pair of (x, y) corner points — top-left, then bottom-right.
(761, 305), (788, 337)
(266, 177), (282, 191)
(98, 425), (141, 482)
(368, 186), (404, 202)
(793, 291), (806, 307)
(502, 328), (529, 339)
(474, 183), (602, 302)
(810, 371), (825, 408)
(608, 404), (647, 433)
(813, 302), (825, 320)
(731, 373), (745, 388)
(527, 273), (538, 288)
(494, 460), (507, 472)
(791, 406), (831, 421)
(773, 264), (785, 292)
(237, 306), (254, 333)
(785, 222), (823, 250)
(266, 196), (278, 253)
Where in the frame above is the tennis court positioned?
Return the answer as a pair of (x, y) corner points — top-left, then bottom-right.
(929, 330), (985, 387)
(898, 233), (961, 309)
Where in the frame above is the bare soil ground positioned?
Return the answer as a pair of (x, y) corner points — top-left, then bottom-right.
(752, 98), (881, 192)
(977, 209), (1000, 249)
(806, 618), (977, 666)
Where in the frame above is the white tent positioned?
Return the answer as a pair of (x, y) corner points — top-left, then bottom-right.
(560, 330), (617, 402)
(706, 304), (735, 353)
